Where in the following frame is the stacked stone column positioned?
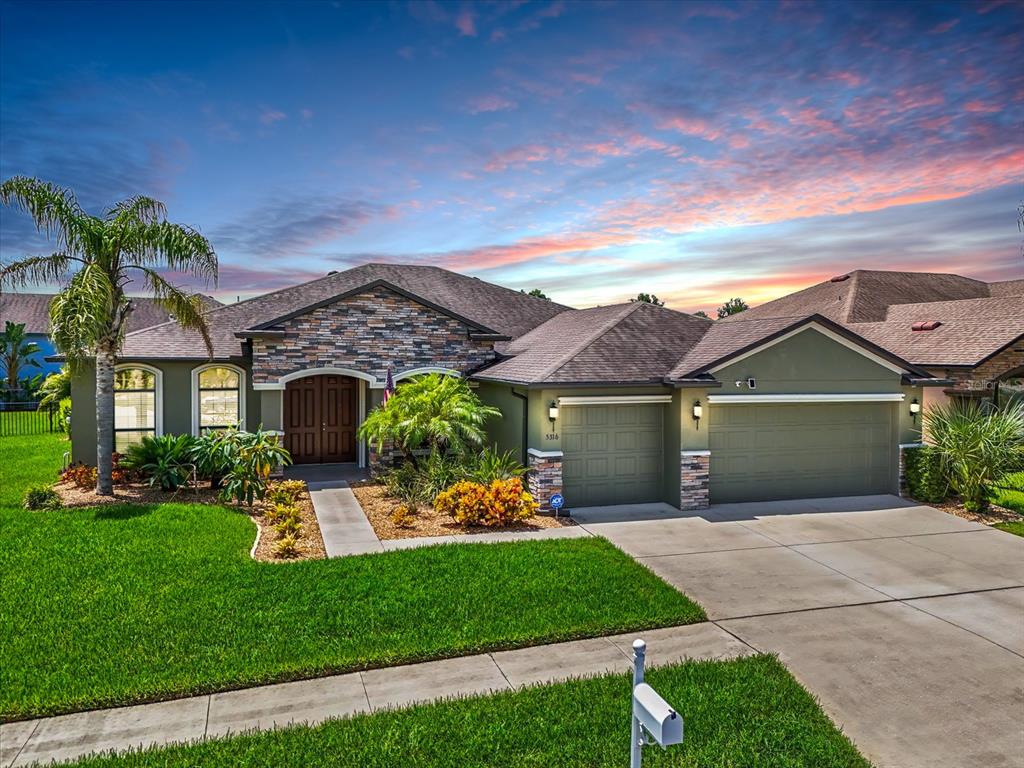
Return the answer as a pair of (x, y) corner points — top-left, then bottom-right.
(679, 450), (711, 510)
(527, 449), (563, 513)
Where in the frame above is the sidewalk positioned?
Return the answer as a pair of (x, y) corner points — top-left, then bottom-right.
(1, 623), (751, 767)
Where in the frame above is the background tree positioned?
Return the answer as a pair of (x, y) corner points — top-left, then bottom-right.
(716, 297), (748, 318)
(631, 293), (665, 306)
(0, 177), (217, 495)
(693, 310), (710, 319)
(0, 320), (41, 394)
(522, 288), (549, 300)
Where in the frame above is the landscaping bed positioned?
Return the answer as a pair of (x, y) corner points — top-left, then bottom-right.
(352, 481), (576, 540)
(913, 495), (1021, 526)
(70, 655), (868, 768)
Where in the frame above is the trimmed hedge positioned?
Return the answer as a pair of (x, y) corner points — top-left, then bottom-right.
(903, 445), (947, 503)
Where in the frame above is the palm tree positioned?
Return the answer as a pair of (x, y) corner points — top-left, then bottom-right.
(0, 177), (217, 495)
(0, 320), (41, 395)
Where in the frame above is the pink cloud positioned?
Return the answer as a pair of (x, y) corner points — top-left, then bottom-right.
(483, 143), (554, 172)
(466, 94), (517, 114)
(259, 108), (286, 125)
(964, 100), (1000, 113)
(930, 18), (960, 34)
(455, 8), (477, 36)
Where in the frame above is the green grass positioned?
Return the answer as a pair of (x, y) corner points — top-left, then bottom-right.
(992, 470), (1024, 515)
(72, 656), (868, 768)
(0, 433), (704, 720)
(994, 520), (1024, 537)
(0, 431), (68, 507)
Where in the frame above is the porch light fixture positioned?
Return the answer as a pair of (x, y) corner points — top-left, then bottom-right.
(692, 400), (703, 428)
(548, 401), (559, 423)
(909, 398), (921, 423)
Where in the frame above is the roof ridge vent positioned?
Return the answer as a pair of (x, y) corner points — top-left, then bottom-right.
(829, 274), (850, 282)
(911, 320), (942, 331)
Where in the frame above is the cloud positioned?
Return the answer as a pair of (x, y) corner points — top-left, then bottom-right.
(454, 8), (476, 36)
(259, 108), (287, 125)
(466, 94), (517, 114)
(211, 195), (396, 257)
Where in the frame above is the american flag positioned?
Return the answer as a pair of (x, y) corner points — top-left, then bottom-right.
(383, 368), (395, 406)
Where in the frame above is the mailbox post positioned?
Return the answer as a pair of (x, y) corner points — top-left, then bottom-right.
(630, 639), (683, 768)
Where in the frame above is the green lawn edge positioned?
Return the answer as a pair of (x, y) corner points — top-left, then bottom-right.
(70, 655), (870, 768)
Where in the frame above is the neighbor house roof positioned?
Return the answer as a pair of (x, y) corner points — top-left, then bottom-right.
(120, 263), (570, 359)
(475, 301), (712, 385)
(0, 292), (220, 336)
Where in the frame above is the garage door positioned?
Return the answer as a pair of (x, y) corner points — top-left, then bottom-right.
(562, 404), (664, 507)
(709, 403), (896, 503)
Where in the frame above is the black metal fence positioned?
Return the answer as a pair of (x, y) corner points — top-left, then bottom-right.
(0, 402), (61, 437)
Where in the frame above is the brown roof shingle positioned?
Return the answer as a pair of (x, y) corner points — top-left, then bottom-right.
(0, 292), (220, 335)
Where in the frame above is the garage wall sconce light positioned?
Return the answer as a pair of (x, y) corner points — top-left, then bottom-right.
(909, 398), (920, 423)
(692, 400), (703, 429)
(548, 401), (559, 423)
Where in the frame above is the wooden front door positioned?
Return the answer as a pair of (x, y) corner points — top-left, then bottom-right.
(283, 375), (357, 464)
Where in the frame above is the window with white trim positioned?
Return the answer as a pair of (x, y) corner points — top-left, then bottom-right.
(114, 367), (158, 452)
(196, 366), (242, 433)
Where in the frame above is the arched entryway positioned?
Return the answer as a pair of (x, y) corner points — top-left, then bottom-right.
(283, 374), (358, 464)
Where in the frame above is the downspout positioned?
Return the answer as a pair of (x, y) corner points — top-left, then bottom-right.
(511, 388), (529, 466)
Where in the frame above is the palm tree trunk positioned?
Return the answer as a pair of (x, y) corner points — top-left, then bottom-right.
(95, 345), (116, 496)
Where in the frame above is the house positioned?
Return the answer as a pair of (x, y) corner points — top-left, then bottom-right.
(0, 292), (221, 376)
(63, 264), (1022, 510)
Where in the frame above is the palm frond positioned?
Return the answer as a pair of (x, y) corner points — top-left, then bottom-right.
(49, 263), (118, 366)
(132, 266), (214, 356)
(0, 177), (91, 254)
(106, 196), (167, 225)
(0, 253), (79, 290)
(119, 221), (218, 285)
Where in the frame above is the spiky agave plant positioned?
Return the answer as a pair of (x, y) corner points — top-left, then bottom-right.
(923, 399), (1024, 511)
(0, 177), (217, 495)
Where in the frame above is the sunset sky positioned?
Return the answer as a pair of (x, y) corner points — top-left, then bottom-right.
(1, 0), (1021, 313)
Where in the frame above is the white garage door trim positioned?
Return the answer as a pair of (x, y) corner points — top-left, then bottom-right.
(708, 393), (905, 404)
(558, 395), (672, 405)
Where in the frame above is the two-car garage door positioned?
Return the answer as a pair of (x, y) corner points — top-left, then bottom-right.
(708, 402), (897, 503)
(562, 404), (663, 507)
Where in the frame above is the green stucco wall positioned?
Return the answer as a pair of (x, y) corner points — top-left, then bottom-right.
(475, 381), (526, 461)
(70, 359), (259, 465)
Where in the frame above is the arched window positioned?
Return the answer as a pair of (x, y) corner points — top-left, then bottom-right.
(114, 365), (162, 452)
(192, 364), (245, 434)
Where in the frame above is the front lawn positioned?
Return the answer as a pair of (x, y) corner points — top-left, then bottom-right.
(1, 497), (703, 720)
(0, 431), (67, 507)
(992, 471), (1024, 515)
(72, 655), (868, 768)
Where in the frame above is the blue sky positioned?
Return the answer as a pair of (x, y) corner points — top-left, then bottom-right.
(1, 0), (1021, 312)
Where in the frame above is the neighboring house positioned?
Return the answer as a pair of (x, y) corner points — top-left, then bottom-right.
(0, 293), (221, 376)
(64, 264), (1022, 511)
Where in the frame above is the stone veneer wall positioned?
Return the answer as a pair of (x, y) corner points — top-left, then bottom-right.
(251, 286), (497, 385)
(943, 342), (1024, 393)
(679, 451), (710, 510)
(527, 450), (562, 513)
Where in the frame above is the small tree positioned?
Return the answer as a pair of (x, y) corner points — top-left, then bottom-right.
(631, 293), (664, 306)
(358, 374), (500, 466)
(523, 288), (549, 300)
(0, 321), (41, 394)
(693, 310), (710, 319)
(923, 399), (1024, 511)
(716, 297), (748, 318)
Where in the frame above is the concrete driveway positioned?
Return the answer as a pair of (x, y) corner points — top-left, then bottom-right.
(574, 495), (1024, 768)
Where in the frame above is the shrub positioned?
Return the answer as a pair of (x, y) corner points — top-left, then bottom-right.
(274, 516), (303, 538)
(266, 479), (306, 506)
(121, 434), (196, 491)
(61, 463), (97, 489)
(903, 445), (947, 503)
(382, 462), (426, 507)
(217, 428), (293, 506)
(273, 534), (299, 559)
(924, 400), (1024, 512)
(266, 503), (298, 523)
(434, 478), (539, 527)
(465, 447), (527, 484)
(23, 485), (62, 510)
(56, 397), (72, 434)
(419, 449), (466, 500)
(391, 504), (416, 528)
(189, 431), (234, 489)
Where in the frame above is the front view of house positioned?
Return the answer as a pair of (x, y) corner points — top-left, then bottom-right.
(67, 264), (1023, 511)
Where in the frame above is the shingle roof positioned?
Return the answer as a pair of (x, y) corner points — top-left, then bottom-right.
(668, 315), (806, 378)
(120, 263), (570, 359)
(0, 292), (220, 335)
(476, 302), (712, 384)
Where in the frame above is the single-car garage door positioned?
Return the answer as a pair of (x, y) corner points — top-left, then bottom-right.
(562, 403), (664, 507)
(709, 402), (896, 503)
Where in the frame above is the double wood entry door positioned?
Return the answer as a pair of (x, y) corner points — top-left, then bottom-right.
(283, 375), (357, 464)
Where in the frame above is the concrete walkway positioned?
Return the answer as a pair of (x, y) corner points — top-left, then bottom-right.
(1, 623), (751, 767)
(574, 495), (1024, 768)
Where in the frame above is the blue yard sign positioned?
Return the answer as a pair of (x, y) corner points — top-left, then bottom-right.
(549, 493), (564, 510)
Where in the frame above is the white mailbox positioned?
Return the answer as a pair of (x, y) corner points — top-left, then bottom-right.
(633, 682), (683, 747)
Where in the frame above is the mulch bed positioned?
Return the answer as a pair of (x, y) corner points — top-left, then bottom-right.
(52, 479), (326, 562)
(909, 495), (1021, 525)
(351, 482), (577, 540)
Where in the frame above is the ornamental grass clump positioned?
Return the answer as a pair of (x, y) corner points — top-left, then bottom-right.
(434, 478), (539, 527)
(923, 399), (1024, 512)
